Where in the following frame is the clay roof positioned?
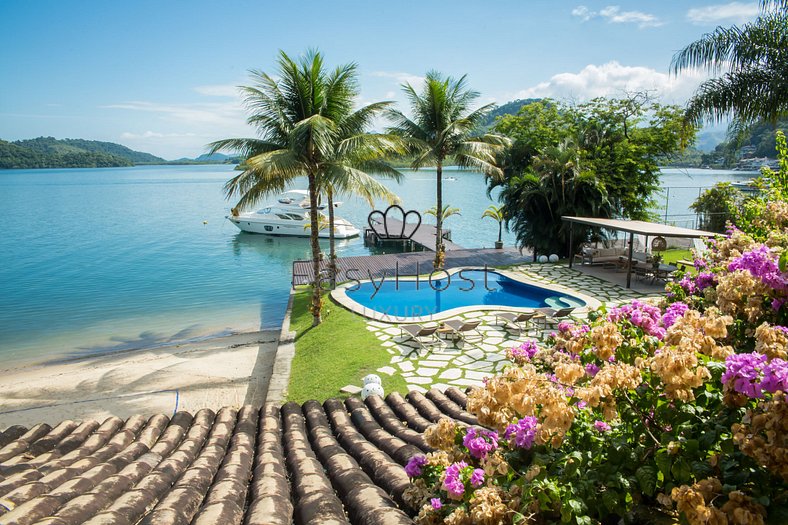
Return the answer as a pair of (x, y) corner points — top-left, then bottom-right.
(0, 388), (479, 525)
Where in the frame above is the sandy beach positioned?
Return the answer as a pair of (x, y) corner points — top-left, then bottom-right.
(0, 330), (279, 428)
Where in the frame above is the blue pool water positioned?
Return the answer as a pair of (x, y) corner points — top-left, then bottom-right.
(344, 269), (585, 318)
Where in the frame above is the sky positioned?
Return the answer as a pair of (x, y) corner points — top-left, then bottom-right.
(0, 1), (763, 159)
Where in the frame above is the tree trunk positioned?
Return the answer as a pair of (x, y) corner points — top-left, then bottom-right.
(435, 162), (443, 269)
(307, 173), (322, 326)
(497, 221), (502, 243)
(328, 188), (336, 289)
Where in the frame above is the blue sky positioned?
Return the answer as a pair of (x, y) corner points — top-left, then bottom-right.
(0, 1), (762, 159)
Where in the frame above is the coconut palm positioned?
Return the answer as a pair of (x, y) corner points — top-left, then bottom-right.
(481, 205), (505, 247)
(208, 49), (402, 326)
(671, 0), (788, 126)
(387, 71), (509, 268)
(424, 205), (461, 222)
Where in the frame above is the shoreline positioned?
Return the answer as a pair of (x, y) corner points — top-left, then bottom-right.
(0, 329), (279, 429)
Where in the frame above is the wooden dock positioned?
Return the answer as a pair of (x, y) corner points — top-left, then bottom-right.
(364, 217), (463, 251)
(292, 247), (529, 285)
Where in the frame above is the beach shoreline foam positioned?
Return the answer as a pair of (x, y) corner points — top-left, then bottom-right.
(0, 330), (279, 428)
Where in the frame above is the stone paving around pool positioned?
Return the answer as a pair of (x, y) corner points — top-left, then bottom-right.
(357, 264), (663, 394)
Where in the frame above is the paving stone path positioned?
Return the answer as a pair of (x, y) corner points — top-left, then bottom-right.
(362, 264), (663, 393)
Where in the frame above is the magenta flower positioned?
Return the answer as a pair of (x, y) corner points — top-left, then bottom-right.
(505, 416), (539, 449)
(728, 245), (787, 290)
(762, 358), (788, 394)
(442, 461), (468, 499)
(608, 300), (665, 339)
(662, 302), (689, 328)
(462, 427), (498, 460)
(593, 420), (611, 432)
(722, 353), (768, 398)
(470, 468), (485, 488)
(509, 340), (539, 361)
(405, 455), (427, 477)
(430, 498), (442, 510)
(585, 363), (600, 377)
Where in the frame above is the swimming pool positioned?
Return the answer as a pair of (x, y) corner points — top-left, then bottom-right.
(333, 268), (595, 321)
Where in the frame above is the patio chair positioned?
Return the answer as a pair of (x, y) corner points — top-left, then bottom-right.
(442, 319), (482, 342)
(495, 311), (541, 334)
(535, 306), (576, 328)
(399, 324), (440, 355)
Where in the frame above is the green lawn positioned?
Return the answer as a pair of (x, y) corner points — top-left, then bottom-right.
(286, 287), (408, 404)
(660, 248), (693, 265)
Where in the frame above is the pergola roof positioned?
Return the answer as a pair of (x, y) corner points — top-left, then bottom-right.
(562, 216), (716, 238)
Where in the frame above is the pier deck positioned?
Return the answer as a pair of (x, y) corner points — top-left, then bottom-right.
(365, 218), (463, 251)
(292, 247), (529, 285)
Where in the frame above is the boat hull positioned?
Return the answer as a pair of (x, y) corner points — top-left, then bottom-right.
(227, 217), (359, 238)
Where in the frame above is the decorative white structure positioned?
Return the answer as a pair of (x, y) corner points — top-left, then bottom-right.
(361, 382), (385, 400)
(548, 254), (559, 263)
(362, 374), (382, 385)
(538, 255), (548, 263)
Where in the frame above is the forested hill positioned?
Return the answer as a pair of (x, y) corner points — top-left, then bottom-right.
(0, 137), (165, 169)
(482, 98), (541, 128)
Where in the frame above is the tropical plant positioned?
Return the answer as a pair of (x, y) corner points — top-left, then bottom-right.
(493, 96), (691, 256)
(387, 71), (508, 268)
(671, 0), (788, 127)
(690, 182), (744, 233)
(481, 204), (505, 245)
(424, 204), (461, 222)
(208, 49), (402, 325)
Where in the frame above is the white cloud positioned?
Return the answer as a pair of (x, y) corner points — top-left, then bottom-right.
(103, 100), (244, 127)
(686, 2), (759, 24)
(572, 5), (593, 22)
(370, 71), (425, 87)
(194, 84), (241, 97)
(572, 5), (662, 28)
(515, 61), (709, 104)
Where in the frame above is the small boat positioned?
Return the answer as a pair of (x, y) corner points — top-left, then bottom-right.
(227, 190), (360, 238)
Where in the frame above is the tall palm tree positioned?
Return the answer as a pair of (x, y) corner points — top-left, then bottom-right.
(387, 71), (508, 268)
(671, 0), (788, 126)
(209, 50), (401, 326)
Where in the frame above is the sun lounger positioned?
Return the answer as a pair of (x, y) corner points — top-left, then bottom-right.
(535, 306), (576, 327)
(495, 311), (541, 333)
(399, 324), (440, 354)
(442, 319), (482, 342)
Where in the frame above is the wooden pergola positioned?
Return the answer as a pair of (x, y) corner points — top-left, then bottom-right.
(562, 216), (716, 288)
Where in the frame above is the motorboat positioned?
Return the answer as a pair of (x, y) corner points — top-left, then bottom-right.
(227, 190), (360, 238)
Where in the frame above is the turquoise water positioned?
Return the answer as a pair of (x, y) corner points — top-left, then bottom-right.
(345, 269), (584, 319)
(0, 165), (754, 367)
(0, 165), (515, 367)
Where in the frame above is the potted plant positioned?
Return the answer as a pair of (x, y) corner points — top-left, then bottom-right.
(651, 252), (663, 268)
(482, 205), (505, 249)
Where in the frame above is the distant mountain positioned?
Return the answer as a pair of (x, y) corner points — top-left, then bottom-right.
(482, 98), (541, 128)
(0, 137), (166, 169)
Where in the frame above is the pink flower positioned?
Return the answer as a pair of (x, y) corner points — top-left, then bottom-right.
(442, 461), (468, 499)
(430, 498), (442, 510)
(470, 468), (485, 488)
(593, 420), (611, 432)
(462, 427), (498, 460)
(405, 455), (427, 477)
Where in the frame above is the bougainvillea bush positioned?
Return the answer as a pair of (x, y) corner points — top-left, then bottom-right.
(402, 146), (788, 524)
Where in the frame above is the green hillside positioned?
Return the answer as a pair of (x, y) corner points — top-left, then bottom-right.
(0, 137), (166, 169)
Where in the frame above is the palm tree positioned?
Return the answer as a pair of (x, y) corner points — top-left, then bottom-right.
(387, 71), (509, 268)
(481, 205), (505, 248)
(424, 204), (461, 222)
(500, 141), (613, 257)
(671, 0), (788, 126)
(208, 50), (401, 326)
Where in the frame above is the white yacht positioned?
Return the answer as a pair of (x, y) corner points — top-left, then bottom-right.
(227, 190), (360, 238)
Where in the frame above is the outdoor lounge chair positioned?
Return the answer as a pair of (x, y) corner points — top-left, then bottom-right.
(399, 324), (440, 354)
(442, 319), (482, 342)
(535, 306), (576, 327)
(495, 311), (541, 334)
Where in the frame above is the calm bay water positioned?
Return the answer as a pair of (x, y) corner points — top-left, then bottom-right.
(0, 165), (754, 367)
